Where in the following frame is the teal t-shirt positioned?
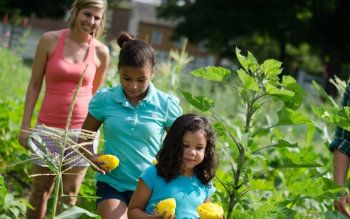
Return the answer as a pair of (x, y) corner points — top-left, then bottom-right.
(89, 83), (182, 191)
(141, 165), (215, 219)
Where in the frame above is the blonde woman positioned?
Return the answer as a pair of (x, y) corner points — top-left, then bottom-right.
(18, 0), (109, 218)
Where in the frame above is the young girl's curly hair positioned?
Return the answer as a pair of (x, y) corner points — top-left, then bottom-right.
(156, 114), (218, 185)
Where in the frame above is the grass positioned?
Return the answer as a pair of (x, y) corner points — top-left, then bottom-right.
(0, 47), (31, 100)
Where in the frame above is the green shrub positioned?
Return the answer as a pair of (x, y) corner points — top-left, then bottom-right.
(0, 47), (31, 99)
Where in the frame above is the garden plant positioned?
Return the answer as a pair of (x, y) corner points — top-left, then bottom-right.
(1, 43), (350, 218)
(179, 48), (348, 218)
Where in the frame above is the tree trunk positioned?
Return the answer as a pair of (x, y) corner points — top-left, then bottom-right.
(278, 38), (287, 79)
(324, 47), (343, 96)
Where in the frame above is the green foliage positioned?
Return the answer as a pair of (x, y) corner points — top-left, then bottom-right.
(0, 47), (32, 207)
(0, 175), (6, 210)
(0, 47), (31, 98)
(0, 0), (71, 19)
(312, 81), (338, 107)
(312, 107), (350, 131)
(180, 48), (339, 218)
(154, 39), (193, 94)
(232, 197), (297, 219)
(0, 99), (31, 194)
(158, 0), (349, 82)
(55, 206), (98, 219)
(0, 39), (346, 218)
(288, 177), (340, 199)
(179, 91), (214, 112)
(158, 0), (308, 53)
(77, 168), (99, 216)
(0, 48), (31, 217)
(191, 66), (231, 82)
(104, 40), (120, 88)
(286, 43), (323, 74)
(0, 175), (28, 219)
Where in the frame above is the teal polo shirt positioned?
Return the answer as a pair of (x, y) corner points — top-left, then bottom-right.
(88, 83), (182, 191)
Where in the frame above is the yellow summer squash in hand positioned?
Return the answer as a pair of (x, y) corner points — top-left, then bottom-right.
(156, 198), (176, 217)
(197, 202), (224, 219)
(97, 154), (119, 171)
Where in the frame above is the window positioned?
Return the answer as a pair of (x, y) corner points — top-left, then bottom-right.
(151, 31), (163, 46)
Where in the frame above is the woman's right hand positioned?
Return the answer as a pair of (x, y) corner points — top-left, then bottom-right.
(18, 127), (30, 149)
(334, 194), (350, 217)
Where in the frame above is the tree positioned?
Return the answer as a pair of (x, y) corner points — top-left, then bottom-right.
(307, 0), (350, 95)
(0, 0), (73, 20)
(158, 1), (306, 60)
(158, 0), (349, 95)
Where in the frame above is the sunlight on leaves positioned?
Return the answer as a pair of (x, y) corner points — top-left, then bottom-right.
(190, 66), (231, 82)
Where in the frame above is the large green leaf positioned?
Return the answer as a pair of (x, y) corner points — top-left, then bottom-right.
(251, 127), (270, 138)
(288, 177), (342, 199)
(236, 69), (259, 91)
(312, 106), (350, 131)
(276, 108), (312, 126)
(269, 147), (321, 168)
(251, 139), (299, 155)
(265, 84), (295, 99)
(306, 124), (315, 146)
(190, 66), (231, 82)
(55, 206), (98, 219)
(247, 51), (259, 72)
(180, 90), (214, 112)
(261, 59), (283, 77)
(281, 76), (305, 96)
(249, 179), (275, 191)
(280, 76), (306, 110)
(235, 47), (259, 72)
(264, 139), (299, 150)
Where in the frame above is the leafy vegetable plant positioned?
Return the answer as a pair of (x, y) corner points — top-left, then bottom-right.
(180, 48), (343, 218)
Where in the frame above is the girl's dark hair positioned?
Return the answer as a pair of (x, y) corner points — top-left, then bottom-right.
(156, 114), (218, 185)
(117, 31), (155, 68)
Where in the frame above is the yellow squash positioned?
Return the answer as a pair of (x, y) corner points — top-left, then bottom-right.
(197, 202), (224, 219)
(156, 198), (176, 217)
(97, 154), (119, 171)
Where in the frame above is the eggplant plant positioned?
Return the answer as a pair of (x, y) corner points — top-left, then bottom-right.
(180, 48), (344, 218)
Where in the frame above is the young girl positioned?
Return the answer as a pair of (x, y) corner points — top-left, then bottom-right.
(18, 0), (109, 218)
(128, 113), (218, 219)
(81, 31), (182, 218)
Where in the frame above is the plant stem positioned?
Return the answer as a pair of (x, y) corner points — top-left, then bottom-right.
(50, 65), (88, 218)
(65, 65), (88, 131)
(226, 191), (236, 219)
(50, 174), (61, 218)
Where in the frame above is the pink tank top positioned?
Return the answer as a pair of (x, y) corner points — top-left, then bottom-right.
(38, 29), (97, 128)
